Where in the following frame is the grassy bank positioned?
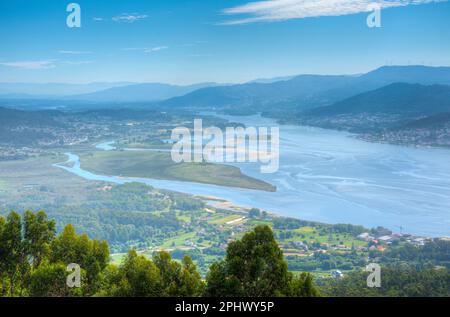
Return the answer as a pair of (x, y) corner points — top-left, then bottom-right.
(79, 150), (276, 192)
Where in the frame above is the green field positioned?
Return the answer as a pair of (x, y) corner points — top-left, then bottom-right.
(160, 232), (197, 248)
(79, 150), (276, 192)
(283, 227), (366, 248)
(208, 214), (244, 225)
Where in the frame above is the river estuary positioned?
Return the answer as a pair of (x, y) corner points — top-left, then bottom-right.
(54, 114), (450, 237)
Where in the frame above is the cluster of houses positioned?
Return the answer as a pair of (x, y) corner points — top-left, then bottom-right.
(362, 125), (450, 148)
(328, 231), (440, 280)
(356, 232), (430, 247)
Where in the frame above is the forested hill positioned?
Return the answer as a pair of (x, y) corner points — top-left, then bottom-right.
(161, 74), (356, 111)
(396, 112), (450, 130)
(359, 65), (450, 85)
(68, 82), (220, 103)
(0, 107), (65, 147)
(2, 66), (450, 116)
(160, 66), (450, 114)
(0, 106), (172, 148)
(294, 83), (450, 146)
(0, 106), (63, 128)
(304, 83), (450, 117)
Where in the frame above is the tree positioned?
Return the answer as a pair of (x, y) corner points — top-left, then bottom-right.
(28, 261), (84, 297)
(178, 256), (204, 297)
(23, 210), (56, 268)
(205, 225), (319, 297)
(0, 216), (6, 296)
(106, 250), (162, 297)
(248, 208), (261, 219)
(1, 212), (322, 298)
(0, 211), (56, 296)
(153, 251), (182, 296)
(203, 262), (232, 297)
(102, 250), (204, 297)
(50, 225), (78, 264)
(49, 224), (109, 295)
(320, 265), (449, 297)
(147, 251), (204, 297)
(1, 212), (24, 296)
(287, 273), (320, 297)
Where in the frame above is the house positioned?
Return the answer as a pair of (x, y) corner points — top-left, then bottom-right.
(378, 235), (393, 242)
(331, 270), (344, 279)
(335, 244), (351, 250)
(357, 232), (374, 241)
(184, 240), (196, 247)
(291, 241), (308, 250)
(412, 237), (426, 246)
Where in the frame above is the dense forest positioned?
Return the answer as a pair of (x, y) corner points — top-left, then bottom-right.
(0, 210), (448, 297)
(0, 211), (318, 297)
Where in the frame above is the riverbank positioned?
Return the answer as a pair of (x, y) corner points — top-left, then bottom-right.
(53, 111), (450, 237)
(79, 150), (276, 192)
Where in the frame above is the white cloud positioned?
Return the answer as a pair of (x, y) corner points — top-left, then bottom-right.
(144, 46), (169, 53)
(112, 13), (149, 23)
(58, 50), (93, 55)
(221, 0), (446, 25)
(0, 59), (94, 70)
(93, 17), (104, 22)
(61, 60), (94, 65)
(0, 60), (56, 70)
(122, 46), (169, 53)
(179, 41), (208, 47)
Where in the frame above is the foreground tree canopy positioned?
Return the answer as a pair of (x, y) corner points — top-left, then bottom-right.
(0, 211), (319, 297)
(205, 225), (319, 297)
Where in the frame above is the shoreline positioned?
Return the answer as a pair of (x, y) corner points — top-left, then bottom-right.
(271, 116), (450, 150)
(193, 196), (445, 241)
(54, 120), (450, 238)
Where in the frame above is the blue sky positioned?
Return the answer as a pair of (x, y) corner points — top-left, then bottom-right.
(0, 0), (449, 84)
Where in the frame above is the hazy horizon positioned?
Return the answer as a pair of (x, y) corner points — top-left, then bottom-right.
(2, 64), (450, 87)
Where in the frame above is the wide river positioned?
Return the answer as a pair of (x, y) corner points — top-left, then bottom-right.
(55, 114), (450, 237)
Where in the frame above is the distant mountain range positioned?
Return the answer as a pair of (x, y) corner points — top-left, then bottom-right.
(161, 74), (356, 113)
(2, 66), (450, 108)
(0, 82), (224, 103)
(160, 66), (450, 116)
(248, 75), (296, 84)
(0, 82), (134, 97)
(1, 65), (450, 147)
(68, 82), (223, 102)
